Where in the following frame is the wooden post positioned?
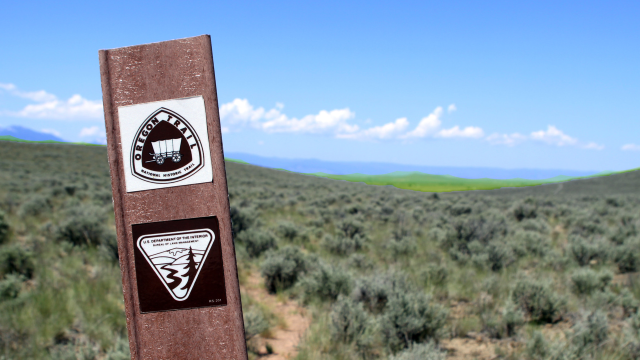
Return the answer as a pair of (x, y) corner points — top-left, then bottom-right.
(99, 35), (248, 359)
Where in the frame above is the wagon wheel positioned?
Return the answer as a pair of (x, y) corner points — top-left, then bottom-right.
(156, 156), (165, 165)
(172, 153), (182, 163)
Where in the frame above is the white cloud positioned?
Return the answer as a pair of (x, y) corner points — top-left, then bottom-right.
(437, 125), (484, 138)
(486, 132), (527, 146)
(261, 108), (357, 134)
(0, 83), (102, 120)
(220, 100), (486, 143)
(79, 126), (102, 137)
(219, 98), (267, 126)
(582, 142), (605, 150)
(622, 144), (640, 151)
(78, 126), (106, 144)
(487, 125), (603, 150)
(40, 128), (62, 137)
(403, 107), (444, 138)
(0, 82), (57, 102)
(220, 98), (357, 135)
(448, 104), (457, 113)
(530, 125), (578, 146)
(338, 117), (409, 140)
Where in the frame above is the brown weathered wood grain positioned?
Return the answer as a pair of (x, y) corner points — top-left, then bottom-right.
(99, 35), (247, 360)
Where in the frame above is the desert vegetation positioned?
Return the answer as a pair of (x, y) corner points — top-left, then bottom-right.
(1, 140), (640, 359)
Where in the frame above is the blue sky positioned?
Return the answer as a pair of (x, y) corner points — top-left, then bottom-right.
(1, 1), (639, 171)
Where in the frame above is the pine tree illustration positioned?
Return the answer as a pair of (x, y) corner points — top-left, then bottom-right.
(180, 246), (198, 291)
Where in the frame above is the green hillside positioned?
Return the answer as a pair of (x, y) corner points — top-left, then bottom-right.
(0, 135), (101, 146)
(309, 170), (620, 193)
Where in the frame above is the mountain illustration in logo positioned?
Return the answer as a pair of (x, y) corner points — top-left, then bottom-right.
(137, 229), (215, 301)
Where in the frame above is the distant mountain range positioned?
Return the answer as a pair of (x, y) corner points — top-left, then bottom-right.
(224, 152), (606, 180)
(0, 125), (65, 142)
(0, 125), (609, 181)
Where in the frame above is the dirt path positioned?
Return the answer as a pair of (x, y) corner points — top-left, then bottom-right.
(241, 273), (310, 359)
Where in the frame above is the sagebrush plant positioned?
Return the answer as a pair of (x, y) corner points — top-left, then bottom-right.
(571, 268), (613, 296)
(388, 341), (447, 360)
(380, 291), (448, 353)
(330, 295), (372, 344)
(300, 261), (352, 302)
(260, 246), (307, 293)
(236, 228), (277, 258)
(0, 211), (9, 244)
(3, 140), (640, 359)
(512, 277), (566, 323)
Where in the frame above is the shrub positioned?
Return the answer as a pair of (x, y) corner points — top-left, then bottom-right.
(513, 200), (537, 221)
(501, 300), (524, 338)
(619, 289), (640, 316)
(338, 219), (365, 239)
(587, 289), (617, 310)
(0, 245), (35, 279)
(449, 202), (473, 217)
(300, 262), (352, 302)
(512, 278), (565, 323)
(260, 246), (307, 293)
(322, 234), (365, 256)
(571, 311), (608, 358)
(330, 295), (372, 343)
(519, 218), (550, 234)
(525, 331), (549, 360)
(610, 215), (637, 245)
(92, 189), (113, 205)
(514, 230), (551, 257)
(99, 229), (119, 263)
(568, 213), (607, 236)
(615, 237), (640, 273)
(387, 236), (417, 258)
(0, 274), (24, 301)
(55, 205), (111, 247)
(389, 341), (447, 360)
(568, 235), (605, 266)
(625, 309), (640, 358)
(276, 221), (299, 241)
(230, 206), (254, 236)
(17, 194), (51, 218)
(571, 268), (612, 295)
(243, 308), (269, 340)
(442, 212), (508, 257)
(237, 229), (277, 258)
(49, 341), (99, 360)
(421, 264), (448, 287)
(486, 240), (514, 271)
(381, 291), (448, 353)
(0, 211), (8, 245)
(347, 253), (375, 271)
(104, 337), (130, 360)
(352, 272), (410, 314)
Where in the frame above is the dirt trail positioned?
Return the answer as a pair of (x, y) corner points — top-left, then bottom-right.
(441, 337), (496, 359)
(241, 273), (310, 359)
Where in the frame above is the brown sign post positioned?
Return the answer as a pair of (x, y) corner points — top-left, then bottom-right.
(99, 36), (248, 359)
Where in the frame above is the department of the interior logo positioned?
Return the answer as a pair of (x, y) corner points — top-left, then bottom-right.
(130, 108), (205, 184)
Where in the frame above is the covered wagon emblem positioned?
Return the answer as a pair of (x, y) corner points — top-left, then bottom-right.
(130, 108), (205, 184)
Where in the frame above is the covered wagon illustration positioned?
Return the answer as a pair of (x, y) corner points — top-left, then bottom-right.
(147, 138), (182, 165)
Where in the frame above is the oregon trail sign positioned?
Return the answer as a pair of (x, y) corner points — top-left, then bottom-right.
(99, 35), (248, 359)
